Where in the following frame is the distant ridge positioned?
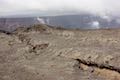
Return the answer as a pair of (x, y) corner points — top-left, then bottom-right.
(0, 17), (45, 32)
(1, 14), (120, 32)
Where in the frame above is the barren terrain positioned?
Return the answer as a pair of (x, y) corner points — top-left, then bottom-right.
(1, 24), (120, 80)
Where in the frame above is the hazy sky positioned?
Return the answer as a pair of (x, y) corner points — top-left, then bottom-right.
(0, 0), (120, 17)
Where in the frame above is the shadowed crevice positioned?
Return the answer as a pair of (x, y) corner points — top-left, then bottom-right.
(75, 59), (120, 73)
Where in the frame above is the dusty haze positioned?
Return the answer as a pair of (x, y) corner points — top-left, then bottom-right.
(0, 0), (120, 17)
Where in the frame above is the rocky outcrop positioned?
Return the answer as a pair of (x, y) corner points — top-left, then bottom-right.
(1, 24), (120, 80)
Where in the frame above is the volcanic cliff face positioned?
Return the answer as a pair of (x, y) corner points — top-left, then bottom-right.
(0, 17), (45, 32)
(1, 24), (120, 80)
(40, 14), (120, 29)
(1, 14), (120, 32)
